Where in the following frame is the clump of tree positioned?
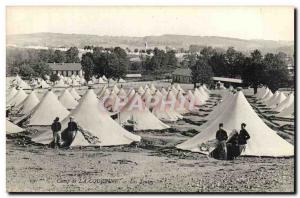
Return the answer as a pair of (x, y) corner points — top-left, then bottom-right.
(7, 46), (81, 78)
(81, 47), (129, 81)
(183, 46), (291, 92)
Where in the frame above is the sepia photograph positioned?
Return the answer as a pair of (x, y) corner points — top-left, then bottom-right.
(5, 6), (295, 193)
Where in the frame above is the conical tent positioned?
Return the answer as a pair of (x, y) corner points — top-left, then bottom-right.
(198, 86), (209, 100)
(277, 102), (294, 118)
(6, 119), (24, 134)
(203, 84), (211, 93)
(59, 89), (79, 110)
(6, 87), (17, 102)
(7, 89), (28, 107)
(28, 90), (70, 126)
(152, 91), (183, 122)
(118, 88), (127, 98)
(40, 80), (50, 88)
(267, 92), (286, 108)
(175, 90), (191, 114)
(17, 90), (40, 115)
(34, 89), (141, 146)
(18, 80), (31, 89)
(273, 93), (294, 112)
(97, 85), (109, 98)
(193, 88), (206, 106)
(119, 93), (170, 130)
(261, 89), (273, 102)
(127, 88), (136, 101)
(259, 88), (270, 99)
(112, 85), (120, 94)
(102, 75), (108, 81)
(264, 91), (279, 105)
(54, 79), (68, 88)
(119, 78), (126, 83)
(98, 77), (105, 84)
(176, 91), (294, 157)
(255, 87), (266, 98)
(138, 86), (145, 95)
(161, 88), (168, 96)
(69, 88), (81, 100)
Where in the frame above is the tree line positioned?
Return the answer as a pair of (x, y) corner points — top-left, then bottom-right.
(186, 46), (293, 92)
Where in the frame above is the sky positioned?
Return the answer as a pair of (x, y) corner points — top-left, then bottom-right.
(6, 6), (294, 41)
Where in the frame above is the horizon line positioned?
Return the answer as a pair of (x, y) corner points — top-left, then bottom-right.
(7, 32), (294, 43)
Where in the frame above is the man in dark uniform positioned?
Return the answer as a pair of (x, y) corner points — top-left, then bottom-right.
(67, 116), (78, 140)
(238, 123), (250, 154)
(215, 123), (228, 160)
(51, 117), (62, 148)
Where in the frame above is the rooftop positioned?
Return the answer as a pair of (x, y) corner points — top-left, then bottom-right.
(212, 77), (243, 83)
(48, 63), (82, 71)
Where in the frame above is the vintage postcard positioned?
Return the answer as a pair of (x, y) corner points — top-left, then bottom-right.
(6, 6), (295, 192)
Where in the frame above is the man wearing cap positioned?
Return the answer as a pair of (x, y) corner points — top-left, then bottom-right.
(215, 123), (228, 160)
(238, 123), (250, 154)
(67, 116), (78, 140)
(51, 117), (62, 148)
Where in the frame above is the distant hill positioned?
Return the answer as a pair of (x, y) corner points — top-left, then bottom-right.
(7, 32), (294, 55)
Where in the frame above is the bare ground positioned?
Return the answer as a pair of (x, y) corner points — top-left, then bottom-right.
(6, 128), (294, 192)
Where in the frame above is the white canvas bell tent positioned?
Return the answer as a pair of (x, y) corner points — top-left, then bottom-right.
(39, 80), (51, 89)
(203, 84), (211, 93)
(118, 88), (127, 99)
(59, 89), (79, 110)
(7, 88), (28, 107)
(28, 90), (70, 126)
(137, 86), (145, 95)
(260, 89), (273, 102)
(17, 90), (40, 115)
(198, 86), (209, 100)
(273, 93), (294, 112)
(150, 84), (157, 94)
(98, 77), (106, 84)
(34, 89), (141, 146)
(176, 91), (294, 157)
(267, 92), (286, 108)
(6, 87), (17, 102)
(175, 90), (191, 114)
(277, 102), (294, 118)
(102, 75), (108, 81)
(152, 91), (183, 122)
(69, 88), (81, 100)
(6, 119), (25, 134)
(258, 88), (270, 99)
(119, 93), (170, 130)
(127, 88), (136, 101)
(112, 85), (120, 94)
(54, 79), (68, 88)
(193, 88), (206, 106)
(264, 91), (279, 105)
(255, 87), (267, 98)
(119, 78), (126, 83)
(18, 80), (31, 89)
(97, 85), (109, 99)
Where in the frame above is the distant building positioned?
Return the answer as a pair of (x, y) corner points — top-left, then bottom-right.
(172, 68), (192, 83)
(49, 63), (82, 77)
(125, 74), (142, 78)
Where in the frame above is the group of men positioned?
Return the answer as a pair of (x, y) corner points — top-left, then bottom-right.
(215, 123), (250, 160)
(51, 116), (78, 148)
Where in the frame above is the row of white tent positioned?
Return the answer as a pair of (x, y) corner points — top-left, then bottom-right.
(6, 84), (211, 146)
(6, 85), (294, 157)
(8, 75), (127, 90)
(255, 87), (294, 118)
